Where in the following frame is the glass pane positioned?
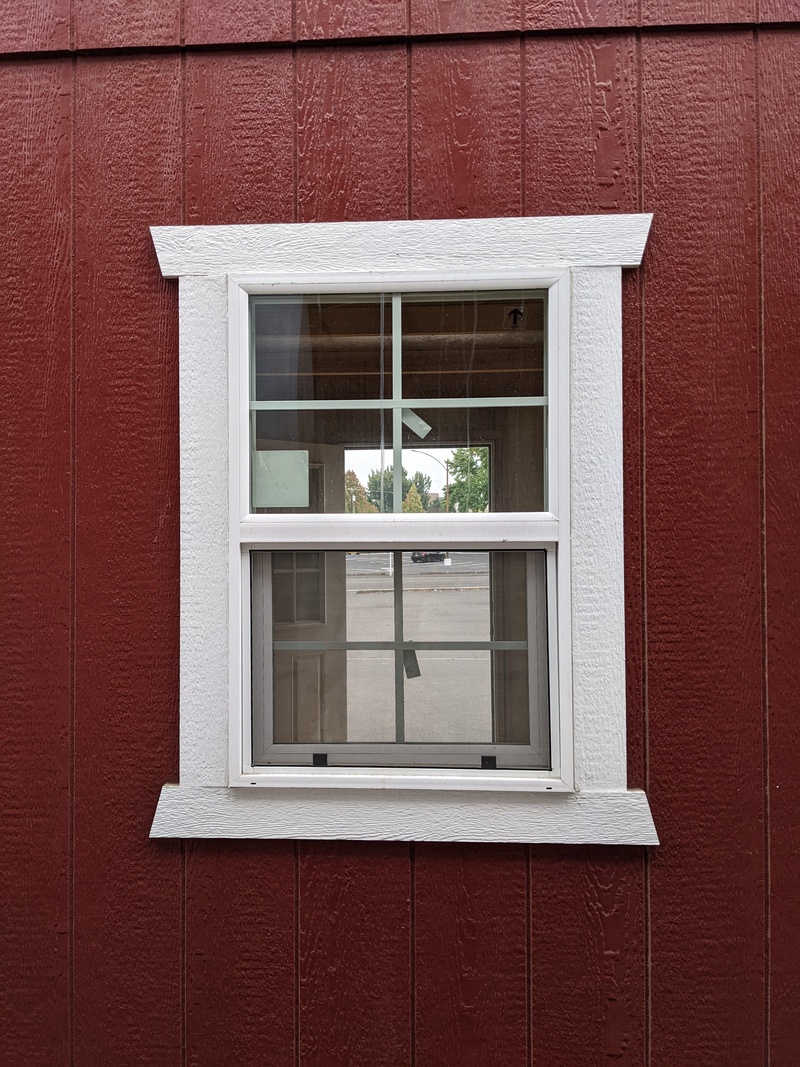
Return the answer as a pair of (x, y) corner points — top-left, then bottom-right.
(344, 444), (397, 515)
(272, 649), (346, 743)
(401, 291), (545, 400)
(251, 295), (392, 402)
(346, 552), (394, 641)
(252, 550), (547, 764)
(401, 406), (545, 512)
(403, 650), (493, 742)
(492, 650), (531, 745)
(343, 651), (396, 742)
(403, 551), (490, 642)
(251, 409), (389, 513)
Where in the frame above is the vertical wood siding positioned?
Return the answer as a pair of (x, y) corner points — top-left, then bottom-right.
(72, 54), (183, 1063)
(760, 28), (800, 1067)
(1, 10), (799, 1066)
(0, 57), (72, 1065)
(642, 32), (764, 1065)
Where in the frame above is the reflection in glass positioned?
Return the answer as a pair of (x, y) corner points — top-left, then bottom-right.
(251, 550), (547, 765)
(251, 295), (392, 402)
(401, 292), (545, 400)
(343, 651), (395, 742)
(402, 406), (545, 512)
(345, 552), (394, 641)
(403, 551), (490, 642)
(404, 650), (493, 743)
(251, 409), (388, 514)
(249, 289), (548, 516)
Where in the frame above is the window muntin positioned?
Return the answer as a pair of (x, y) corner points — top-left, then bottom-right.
(251, 549), (550, 769)
(248, 291), (547, 516)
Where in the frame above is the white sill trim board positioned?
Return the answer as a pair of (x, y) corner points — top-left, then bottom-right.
(149, 214), (658, 845)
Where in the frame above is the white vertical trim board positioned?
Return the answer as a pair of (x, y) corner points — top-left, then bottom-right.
(151, 214), (657, 844)
(178, 276), (229, 787)
(570, 267), (627, 790)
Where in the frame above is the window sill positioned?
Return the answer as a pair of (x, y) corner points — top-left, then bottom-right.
(150, 784), (658, 844)
(231, 769), (572, 791)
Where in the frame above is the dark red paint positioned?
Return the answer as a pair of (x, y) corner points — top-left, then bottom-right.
(642, 31), (764, 1065)
(0, 57), (72, 1065)
(1, 9), (799, 1067)
(72, 54), (183, 1064)
(761, 28), (800, 1067)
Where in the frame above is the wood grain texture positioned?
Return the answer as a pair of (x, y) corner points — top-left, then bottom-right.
(570, 266), (628, 790)
(174, 276), (230, 786)
(184, 0), (292, 46)
(297, 44), (408, 222)
(414, 844), (528, 1067)
(623, 268), (646, 791)
(185, 50), (294, 225)
(0, 58), (71, 1066)
(760, 28), (800, 1067)
(74, 0), (179, 48)
(298, 842), (411, 1065)
(530, 847), (645, 1066)
(411, 0), (520, 35)
(525, 33), (639, 216)
(0, 0), (69, 51)
(297, 0), (407, 39)
(641, 0), (755, 25)
(642, 32), (764, 1065)
(523, 32), (647, 1066)
(73, 55), (182, 1062)
(411, 39), (522, 219)
(760, 0), (800, 19)
(526, 0), (637, 31)
(152, 214), (652, 276)
(185, 841), (296, 1066)
(182, 52), (298, 1061)
(151, 786), (658, 841)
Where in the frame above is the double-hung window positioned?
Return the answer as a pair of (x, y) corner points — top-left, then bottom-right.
(246, 287), (559, 774)
(149, 215), (658, 844)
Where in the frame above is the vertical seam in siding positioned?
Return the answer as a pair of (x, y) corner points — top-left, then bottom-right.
(636, 28), (652, 1067)
(520, 34), (527, 217)
(180, 49), (187, 1067)
(410, 842), (416, 1066)
(406, 40), (412, 219)
(181, 843), (186, 1067)
(69, 50), (77, 1067)
(294, 842), (300, 1067)
(525, 845), (531, 1067)
(292, 45), (298, 223)
(754, 27), (770, 1067)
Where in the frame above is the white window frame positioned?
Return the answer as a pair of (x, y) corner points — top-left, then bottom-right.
(237, 279), (563, 780)
(148, 215), (657, 845)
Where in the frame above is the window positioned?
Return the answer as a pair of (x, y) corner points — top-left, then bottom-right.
(247, 289), (553, 772)
(149, 215), (657, 844)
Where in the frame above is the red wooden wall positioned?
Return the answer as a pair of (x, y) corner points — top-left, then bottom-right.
(1, 4), (798, 1065)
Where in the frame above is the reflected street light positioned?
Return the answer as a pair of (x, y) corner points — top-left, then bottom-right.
(406, 448), (450, 512)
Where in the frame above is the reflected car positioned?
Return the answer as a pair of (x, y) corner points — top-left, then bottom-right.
(410, 550), (446, 563)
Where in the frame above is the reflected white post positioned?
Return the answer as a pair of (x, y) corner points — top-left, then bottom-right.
(406, 448), (450, 512)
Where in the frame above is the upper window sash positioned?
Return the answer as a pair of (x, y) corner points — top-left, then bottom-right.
(229, 271), (570, 544)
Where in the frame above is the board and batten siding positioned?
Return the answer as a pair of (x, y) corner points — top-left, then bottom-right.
(0, 5), (798, 1064)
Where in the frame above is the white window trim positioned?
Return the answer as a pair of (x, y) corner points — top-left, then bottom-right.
(148, 214), (657, 845)
(234, 273), (567, 785)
